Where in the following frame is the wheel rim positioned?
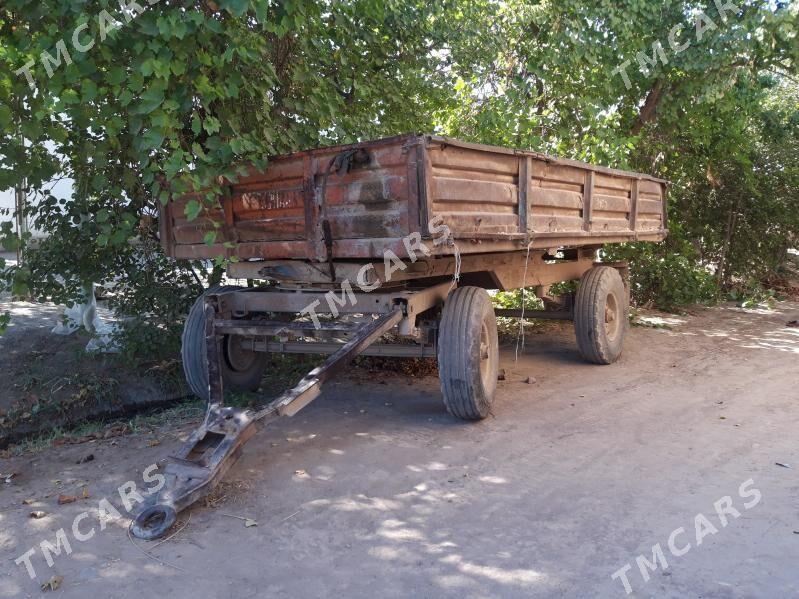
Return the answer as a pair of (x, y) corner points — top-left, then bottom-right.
(224, 336), (259, 373)
(604, 292), (620, 340)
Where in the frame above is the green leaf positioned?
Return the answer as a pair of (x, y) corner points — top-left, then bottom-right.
(203, 231), (217, 245)
(185, 199), (202, 221)
(203, 116), (221, 134)
(223, 0), (250, 18)
(61, 89), (80, 105)
(0, 105), (12, 129)
(141, 129), (165, 150)
(107, 66), (126, 86)
(81, 79), (98, 102)
(138, 87), (165, 113)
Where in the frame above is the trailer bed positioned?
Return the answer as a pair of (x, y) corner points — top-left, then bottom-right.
(160, 134), (667, 261)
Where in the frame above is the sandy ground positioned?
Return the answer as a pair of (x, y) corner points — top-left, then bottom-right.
(1, 301), (798, 598)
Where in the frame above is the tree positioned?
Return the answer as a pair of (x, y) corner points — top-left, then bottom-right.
(1, 0), (797, 346)
(0, 0), (451, 349)
(436, 0), (799, 306)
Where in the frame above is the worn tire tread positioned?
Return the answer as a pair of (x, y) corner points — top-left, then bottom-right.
(574, 266), (628, 365)
(438, 286), (498, 420)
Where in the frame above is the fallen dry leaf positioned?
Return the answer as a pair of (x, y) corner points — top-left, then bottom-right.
(82, 487), (90, 499)
(29, 511), (46, 519)
(147, 439), (161, 447)
(40, 575), (63, 591)
(244, 519), (258, 528)
(22, 498), (34, 505)
(294, 469), (307, 476)
(57, 494), (77, 505)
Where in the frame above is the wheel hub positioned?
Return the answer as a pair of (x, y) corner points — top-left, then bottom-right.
(604, 293), (620, 340)
(224, 336), (259, 373)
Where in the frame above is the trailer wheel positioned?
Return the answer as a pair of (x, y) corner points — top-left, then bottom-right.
(574, 266), (628, 364)
(438, 286), (499, 420)
(182, 286), (268, 400)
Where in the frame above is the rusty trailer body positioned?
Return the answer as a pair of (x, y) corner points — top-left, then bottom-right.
(160, 133), (667, 265)
(133, 136), (668, 539)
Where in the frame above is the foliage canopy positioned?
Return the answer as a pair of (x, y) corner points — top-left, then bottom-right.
(0, 0), (797, 342)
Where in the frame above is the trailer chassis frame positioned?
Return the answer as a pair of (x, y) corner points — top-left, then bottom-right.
(131, 256), (622, 539)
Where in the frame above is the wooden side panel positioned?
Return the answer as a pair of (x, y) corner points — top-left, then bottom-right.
(162, 134), (668, 261)
(314, 142), (411, 242)
(232, 155), (307, 242)
(168, 137), (416, 260)
(591, 173), (633, 233)
(637, 179), (666, 231)
(529, 161), (585, 235)
(170, 192), (226, 245)
(525, 159), (666, 238)
(426, 144), (521, 237)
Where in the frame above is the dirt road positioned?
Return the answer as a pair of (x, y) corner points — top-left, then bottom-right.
(1, 302), (798, 598)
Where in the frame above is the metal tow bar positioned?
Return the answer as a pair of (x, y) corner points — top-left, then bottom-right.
(131, 298), (403, 539)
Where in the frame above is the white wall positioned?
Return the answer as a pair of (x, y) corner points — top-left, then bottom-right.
(0, 178), (74, 240)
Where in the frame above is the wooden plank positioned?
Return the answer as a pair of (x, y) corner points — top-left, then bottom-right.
(431, 177), (517, 205)
(427, 144), (519, 176)
(637, 198), (663, 214)
(592, 194), (630, 213)
(531, 215), (585, 233)
(530, 162), (586, 186)
(427, 135), (668, 184)
(529, 188), (583, 210)
(592, 217), (632, 232)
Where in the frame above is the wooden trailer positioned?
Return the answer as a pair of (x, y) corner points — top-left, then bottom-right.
(133, 134), (668, 539)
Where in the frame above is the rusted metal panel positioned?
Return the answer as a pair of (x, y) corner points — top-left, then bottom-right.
(426, 141), (521, 238)
(582, 171), (594, 232)
(518, 156), (531, 240)
(162, 134), (667, 261)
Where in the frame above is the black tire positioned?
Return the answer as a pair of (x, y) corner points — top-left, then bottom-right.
(438, 286), (499, 420)
(574, 266), (628, 364)
(182, 285), (268, 400)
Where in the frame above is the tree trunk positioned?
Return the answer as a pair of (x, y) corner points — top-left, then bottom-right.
(717, 197), (742, 287)
(631, 79), (665, 136)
